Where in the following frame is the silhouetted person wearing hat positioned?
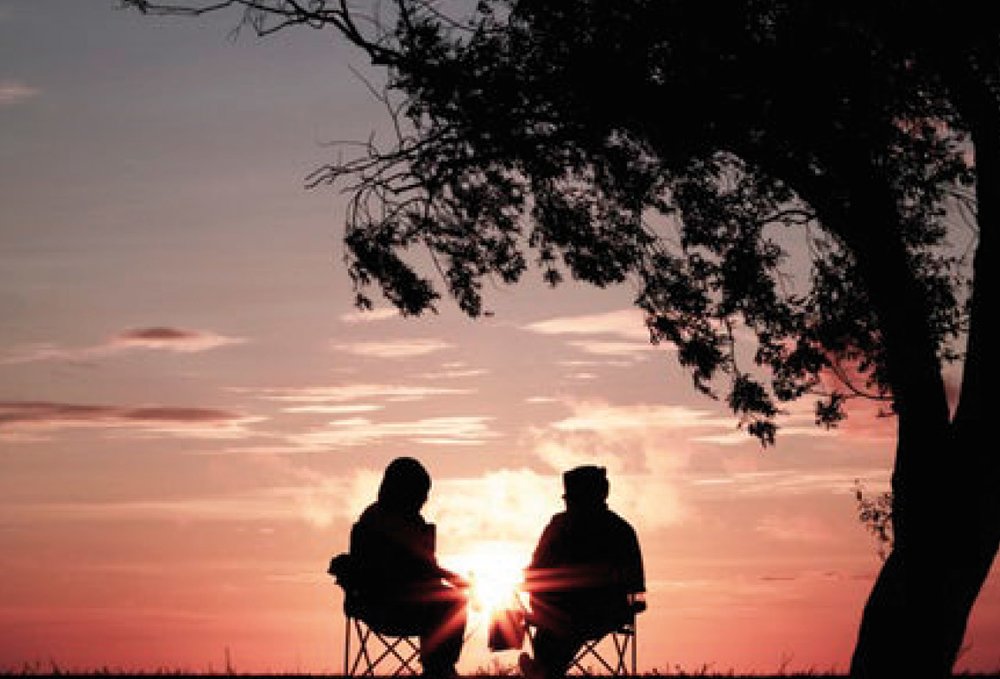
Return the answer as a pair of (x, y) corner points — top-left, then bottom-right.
(344, 457), (469, 679)
(519, 466), (645, 679)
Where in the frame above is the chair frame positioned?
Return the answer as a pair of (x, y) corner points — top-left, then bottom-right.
(524, 610), (639, 677)
(330, 551), (423, 677)
(344, 613), (421, 677)
(568, 615), (637, 676)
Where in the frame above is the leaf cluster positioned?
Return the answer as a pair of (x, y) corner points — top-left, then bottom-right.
(124, 0), (977, 444)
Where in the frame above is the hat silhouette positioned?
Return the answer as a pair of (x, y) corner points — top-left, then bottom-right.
(562, 465), (609, 503)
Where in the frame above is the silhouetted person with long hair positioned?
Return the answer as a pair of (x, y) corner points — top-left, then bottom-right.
(348, 457), (468, 679)
(519, 466), (645, 679)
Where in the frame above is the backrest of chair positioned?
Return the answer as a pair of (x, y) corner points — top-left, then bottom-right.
(328, 553), (354, 582)
(329, 550), (422, 637)
(328, 552), (367, 618)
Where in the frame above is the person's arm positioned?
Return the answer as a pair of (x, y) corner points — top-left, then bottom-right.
(524, 518), (563, 595)
(626, 536), (647, 612)
(438, 564), (470, 588)
(418, 521), (469, 588)
(624, 525), (645, 594)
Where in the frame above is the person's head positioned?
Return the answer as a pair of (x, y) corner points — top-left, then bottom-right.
(562, 465), (609, 509)
(377, 456), (431, 514)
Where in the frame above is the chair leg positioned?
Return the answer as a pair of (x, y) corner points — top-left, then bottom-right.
(355, 620), (376, 676)
(575, 638), (618, 676)
(525, 617), (638, 677)
(611, 633), (629, 675)
(373, 632), (419, 677)
(630, 624), (637, 675)
(344, 616), (421, 677)
(345, 614), (351, 676)
(570, 630), (636, 676)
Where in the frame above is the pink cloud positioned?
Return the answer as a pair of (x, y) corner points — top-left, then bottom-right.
(0, 80), (39, 107)
(112, 327), (245, 352)
(330, 338), (453, 359)
(522, 309), (649, 340)
(293, 415), (498, 448)
(1, 327), (245, 364)
(245, 383), (471, 403)
(418, 362), (489, 379)
(523, 310), (666, 363)
(0, 401), (259, 439)
(338, 308), (399, 323)
(567, 339), (658, 357)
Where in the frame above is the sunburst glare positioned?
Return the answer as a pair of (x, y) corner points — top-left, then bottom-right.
(443, 540), (531, 616)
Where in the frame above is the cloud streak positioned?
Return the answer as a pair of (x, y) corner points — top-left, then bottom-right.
(549, 401), (732, 434)
(293, 415), (498, 448)
(1, 327), (245, 364)
(688, 468), (890, 498)
(566, 339), (658, 357)
(418, 362), (489, 380)
(112, 327), (245, 352)
(0, 80), (39, 107)
(331, 338), (453, 359)
(0, 401), (259, 439)
(338, 308), (399, 324)
(522, 309), (666, 361)
(246, 383), (472, 404)
(522, 309), (649, 340)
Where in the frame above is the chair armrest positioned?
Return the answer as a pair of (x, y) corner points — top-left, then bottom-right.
(328, 553), (354, 584)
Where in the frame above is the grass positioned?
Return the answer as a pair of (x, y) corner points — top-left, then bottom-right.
(5, 659), (1000, 679)
(5, 670), (1000, 678)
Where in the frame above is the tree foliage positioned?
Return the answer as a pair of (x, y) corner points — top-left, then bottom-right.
(128, 0), (974, 444)
(855, 480), (895, 562)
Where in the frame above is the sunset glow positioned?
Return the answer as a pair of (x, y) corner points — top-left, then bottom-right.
(444, 541), (530, 616)
(1, 3), (999, 676)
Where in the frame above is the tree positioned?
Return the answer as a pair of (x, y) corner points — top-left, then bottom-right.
(124, 1), (998, 676)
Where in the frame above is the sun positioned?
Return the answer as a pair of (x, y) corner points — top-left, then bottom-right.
(444, 540), (530, 615)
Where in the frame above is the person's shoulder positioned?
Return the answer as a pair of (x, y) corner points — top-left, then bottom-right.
(356, 502), (383, 525)
(545, 511), (569, 529)
(604, 508), (638, 533)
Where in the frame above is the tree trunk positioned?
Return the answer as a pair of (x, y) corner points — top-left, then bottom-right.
(837, 179), (952, 678)
(848, 432), (995, 678)
(851, 428), (997, 679)
(934, 61), (1000, 674)
(846, 99), (1000, 676)
(773, 152), (982, 677)
(751, 142), (996, 676)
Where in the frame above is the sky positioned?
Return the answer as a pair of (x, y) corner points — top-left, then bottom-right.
(1, 1), (998, 675)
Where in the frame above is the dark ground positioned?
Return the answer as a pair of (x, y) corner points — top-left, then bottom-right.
(5, 673), (1000, 678)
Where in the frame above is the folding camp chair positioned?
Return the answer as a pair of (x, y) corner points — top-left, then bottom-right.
(329, 553), (422, 677)
(568, 612), (637, 676)
(524, 599), (643, 677)
(343, 613), (421, 677)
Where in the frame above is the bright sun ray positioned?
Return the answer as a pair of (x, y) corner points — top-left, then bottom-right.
(443, 540), (531, 617)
